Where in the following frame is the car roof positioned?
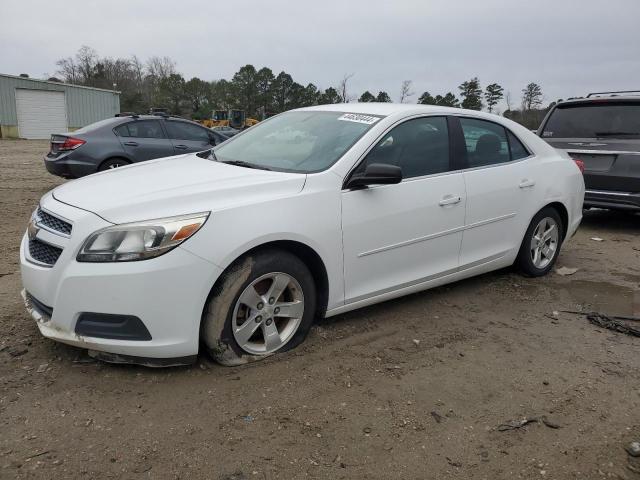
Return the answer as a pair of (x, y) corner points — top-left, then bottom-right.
(294, 103), (534, 131)
(296, 102), (461, 116)
(555, 96), (640, 107)
(119, 115), (196, 122)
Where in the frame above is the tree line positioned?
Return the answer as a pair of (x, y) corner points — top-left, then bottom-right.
(52, 46), (555, 128)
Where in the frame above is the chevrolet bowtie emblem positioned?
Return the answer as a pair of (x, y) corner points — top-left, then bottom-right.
(28, 218), (39, 241)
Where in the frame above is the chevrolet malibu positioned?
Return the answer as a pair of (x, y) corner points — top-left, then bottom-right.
(20, 104), (585, 366)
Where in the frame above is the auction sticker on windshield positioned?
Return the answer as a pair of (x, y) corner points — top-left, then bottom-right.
(338, 113), (380, 125)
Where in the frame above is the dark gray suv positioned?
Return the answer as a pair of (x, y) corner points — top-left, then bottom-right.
(539, 92), (640, 212)
(44, 115), (226, 178)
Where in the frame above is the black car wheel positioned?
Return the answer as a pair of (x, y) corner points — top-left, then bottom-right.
(98, 158), (130, 171)
(516, 207), (564, 277)
(201, 249), (316, 366)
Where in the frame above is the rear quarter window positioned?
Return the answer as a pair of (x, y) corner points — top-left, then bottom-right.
(508, 131), (530, 160)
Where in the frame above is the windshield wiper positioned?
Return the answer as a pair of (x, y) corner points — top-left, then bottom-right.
(219, 159), (272, 171)
(595, 131), (640, 137)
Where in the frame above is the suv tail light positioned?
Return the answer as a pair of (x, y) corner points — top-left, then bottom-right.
(573, 158), (585, 173)
(50, 136), (86, 154)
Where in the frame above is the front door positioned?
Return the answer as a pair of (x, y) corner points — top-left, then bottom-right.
(164, 120), (215, 154)
(341, 116), (466, 303)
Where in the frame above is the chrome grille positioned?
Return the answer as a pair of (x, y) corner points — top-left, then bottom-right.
(28, 239), (63, 266)
(36, 207), (72, 236)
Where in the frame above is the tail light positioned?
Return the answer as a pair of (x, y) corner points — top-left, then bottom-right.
(59, 137), (86, 151)
(50, 136), (86, 154)
(573, 158), (585, 173)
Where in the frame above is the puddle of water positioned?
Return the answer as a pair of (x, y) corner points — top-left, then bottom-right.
(562, 280), (637, 316)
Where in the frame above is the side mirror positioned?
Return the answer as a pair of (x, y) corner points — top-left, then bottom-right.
(346, 163), (403, 189)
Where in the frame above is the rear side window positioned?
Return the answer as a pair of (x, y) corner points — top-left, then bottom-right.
(115, 120), (165, 139)
(541, 102), (640, 139)
(165, 121), (210, 141)
(357, 116), (450, 178)
(508, 131), (530, 160)
(460, 118), (509, 167)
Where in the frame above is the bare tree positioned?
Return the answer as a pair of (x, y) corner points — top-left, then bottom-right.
(505, 91), (512, 112)
(399, 80), (414, 103)
(130, 55), (145, 85)
(55, 56), (79, 83)
(76, 45), (99, 84)
(146, 56), (176, 80)
(337, 73), (354, 103)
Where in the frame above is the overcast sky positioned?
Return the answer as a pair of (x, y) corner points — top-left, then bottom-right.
(2, 0), (639, 110)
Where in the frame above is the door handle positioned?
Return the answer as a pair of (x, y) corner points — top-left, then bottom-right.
(123, 141), (139, 147)
(174, 144), (188, 150)
(519, 179), (536, 188)
(439, 195), (462, 206)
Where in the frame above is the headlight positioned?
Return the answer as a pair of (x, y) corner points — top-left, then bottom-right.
(77, 212), (209, 262)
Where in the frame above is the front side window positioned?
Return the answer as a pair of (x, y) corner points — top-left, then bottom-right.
(356, 116), (450, 179)
(214, 111), (380, 173)
(115, 120), (165, 139)
(165, 121), (210, 142)
(460, 118), (510, 168)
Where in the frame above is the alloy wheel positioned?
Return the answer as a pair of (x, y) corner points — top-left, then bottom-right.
(530, 217), (559, 269)
(232, 272), (305, 355)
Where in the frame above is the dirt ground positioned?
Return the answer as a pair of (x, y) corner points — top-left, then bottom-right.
(1, 139), (639, 479)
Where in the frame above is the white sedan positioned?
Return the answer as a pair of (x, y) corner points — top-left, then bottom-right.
(20, 104), (585, 366)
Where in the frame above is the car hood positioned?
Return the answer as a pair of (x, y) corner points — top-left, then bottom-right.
(53, 153), (307, 224)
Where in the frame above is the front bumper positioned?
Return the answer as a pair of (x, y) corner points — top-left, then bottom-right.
(20, 196), (222, 363)
(584, 189), (640, 211)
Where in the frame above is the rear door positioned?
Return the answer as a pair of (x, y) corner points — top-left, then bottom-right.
(114, 120), (174, 162)
(455, 116), (538, 267)
(164, 120), (216, 153)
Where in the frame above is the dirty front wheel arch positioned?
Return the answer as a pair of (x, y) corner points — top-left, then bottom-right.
(200, 248), (317, 366)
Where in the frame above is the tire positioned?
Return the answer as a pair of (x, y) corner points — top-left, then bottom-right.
(201, 249), (316, 366)
(98, 158), (130, 171)
(515, 207), (564, 277)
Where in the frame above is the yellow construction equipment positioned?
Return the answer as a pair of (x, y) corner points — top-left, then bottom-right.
(199, 109), (259, 129)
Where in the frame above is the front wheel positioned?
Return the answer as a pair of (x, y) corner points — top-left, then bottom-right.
(202, 250), (316, 366)
(516, 207), (564, 277)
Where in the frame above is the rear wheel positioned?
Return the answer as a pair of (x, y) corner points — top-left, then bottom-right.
(202, 250), (316, 366)
(98, 158), (130, 171)
(516, 207), (564, 277)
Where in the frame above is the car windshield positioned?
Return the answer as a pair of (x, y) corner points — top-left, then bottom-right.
(213, 111), (382, 173)
(541, 102), (640, 139)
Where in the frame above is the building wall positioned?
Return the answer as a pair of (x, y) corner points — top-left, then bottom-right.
(0, 74), (120, 138)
